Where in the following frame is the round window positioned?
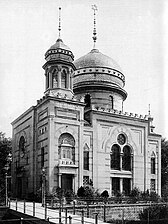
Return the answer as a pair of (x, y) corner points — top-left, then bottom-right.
(117, 134), (126, 145)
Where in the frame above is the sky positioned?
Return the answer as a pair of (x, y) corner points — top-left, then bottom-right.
(0, 0), (167, 138)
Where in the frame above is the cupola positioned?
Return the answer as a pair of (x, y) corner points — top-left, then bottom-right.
(42, 8), (75, 98)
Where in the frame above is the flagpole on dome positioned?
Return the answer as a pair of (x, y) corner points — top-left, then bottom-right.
(58, 7), (61, 39)
(92, 4), (98, 49)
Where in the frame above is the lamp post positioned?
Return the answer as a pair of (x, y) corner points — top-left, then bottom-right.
(4, 163), (9, 206)
(41, 167), (46, 207)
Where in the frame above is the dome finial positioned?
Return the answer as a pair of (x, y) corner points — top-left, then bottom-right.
(92, 4), (98, 49)
(58, 7), (61, 38)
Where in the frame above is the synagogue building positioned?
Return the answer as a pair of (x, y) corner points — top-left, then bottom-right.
(11, 8), (161, 198)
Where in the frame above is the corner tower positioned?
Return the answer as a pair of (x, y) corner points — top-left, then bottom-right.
(43, 8), (75, 98)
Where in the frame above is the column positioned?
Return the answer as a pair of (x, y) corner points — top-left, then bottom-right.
(49, 72), (53, 89)
(120, 178), (123, 194)
(70, 70), (73, 90)
(58, 66), (62, 88)
(58, 174), (62, 188)
(120, 153), (123, 170)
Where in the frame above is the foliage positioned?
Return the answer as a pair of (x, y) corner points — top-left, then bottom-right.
(77, 186), (85, 197)
(129, 187), (141, 203)
(77, 183), (100, 203)
(101, 190), (109, 199)
(0, 132), (12, 204)
(139, 204), (168, 220)
(64, 190), (75, 204)
(161, 138), (168, 197)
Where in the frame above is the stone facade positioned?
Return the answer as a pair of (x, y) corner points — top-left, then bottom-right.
(11, 37), (161, 199)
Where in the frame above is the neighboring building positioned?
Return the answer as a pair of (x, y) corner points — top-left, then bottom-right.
(11, 12), (161, 199)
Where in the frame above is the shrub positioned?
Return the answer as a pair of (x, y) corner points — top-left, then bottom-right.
(101, 190), (109, 199)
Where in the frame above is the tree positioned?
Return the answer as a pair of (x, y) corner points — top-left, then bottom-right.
(0, 132), (12, 204)
(161, 138), (168, 198)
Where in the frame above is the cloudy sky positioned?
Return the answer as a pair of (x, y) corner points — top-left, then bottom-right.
(0, 0), (167, 138)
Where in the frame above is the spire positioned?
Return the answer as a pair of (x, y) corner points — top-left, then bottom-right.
(92, 4), (98, 49)
(58, 7), (61, 38)
(148, 104), (151, 116)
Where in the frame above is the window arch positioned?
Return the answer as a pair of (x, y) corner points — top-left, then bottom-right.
(61, 69), (67, 88)
(58, 133), (75, 163)
(110, 144), (120, 170)
(84, 94), (91, 108)
(122, 145), (132, 171)
(19, 136), (25, 158)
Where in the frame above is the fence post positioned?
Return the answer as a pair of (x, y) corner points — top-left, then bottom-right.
(87, 202), (89, 218)
(122, 209), (124, 224)
(94, 213), (98, 224)
(23, 199), (26, 213)
(20, 217), (23, 224)
(16, 198), (17, 211)
(45, 203), (47, 220)
(59, 206), (62, 224)
(73, 200), (75, 215)
(81, 209), (84, 224)
(69, 216), (72, 224)
(103, 203), (106, 222)
(65, 207), (68, 224)
(33, 201), (35, 216)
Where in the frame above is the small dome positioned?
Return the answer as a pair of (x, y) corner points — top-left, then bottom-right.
(45, 38), (74, 62)
(74, 49), (122, 72)
(49, 38), (71, 51)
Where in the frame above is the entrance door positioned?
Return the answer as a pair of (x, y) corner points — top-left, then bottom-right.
(61, 174), (73, 191)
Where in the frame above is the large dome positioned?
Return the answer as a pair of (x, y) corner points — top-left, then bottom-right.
(73, 48), (127, 111)
(74, 49), (122, 72)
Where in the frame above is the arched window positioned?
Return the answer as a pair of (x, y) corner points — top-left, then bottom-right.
(58, 133), (75, 163)
(19, 136), (25, 158)
(109, 96), (114, 109)
(83, 143), (89, 170)
(111, 144), (120, 170)
(52, 69), (58, 88)
(151, 152), (156, 174)
(61, 70), (67, 89)
(122, 145), (131, 171)
(84, 94), (91, 108)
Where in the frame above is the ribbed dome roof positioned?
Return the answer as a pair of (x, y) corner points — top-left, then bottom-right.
(49, 38), (71, 51)
(74, 49), (122, 72)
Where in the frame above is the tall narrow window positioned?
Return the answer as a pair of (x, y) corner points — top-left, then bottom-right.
(123, 178), (131, 196)
(110, 96), (114, 109)
(151, 157), (156, 174)
(122, 146), (131, 171)
(52, 69), (58, 88)
(110, 144), (120, 170)
(150, 179), (155, 191)
(19, 136), (25, 160)
(84, 94), (91, 108)
(41, 147), (44, 168)
(83, 143), (89, 170)
(61, 70), (67, 88)
(112, 177), (120, 196)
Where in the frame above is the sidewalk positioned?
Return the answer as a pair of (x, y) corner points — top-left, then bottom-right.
(10, 201), (106, 224)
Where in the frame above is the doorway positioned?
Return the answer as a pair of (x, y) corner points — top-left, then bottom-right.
(61, 174), (73, 191)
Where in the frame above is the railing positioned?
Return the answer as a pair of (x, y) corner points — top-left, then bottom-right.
(8, 198), (100, 224)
